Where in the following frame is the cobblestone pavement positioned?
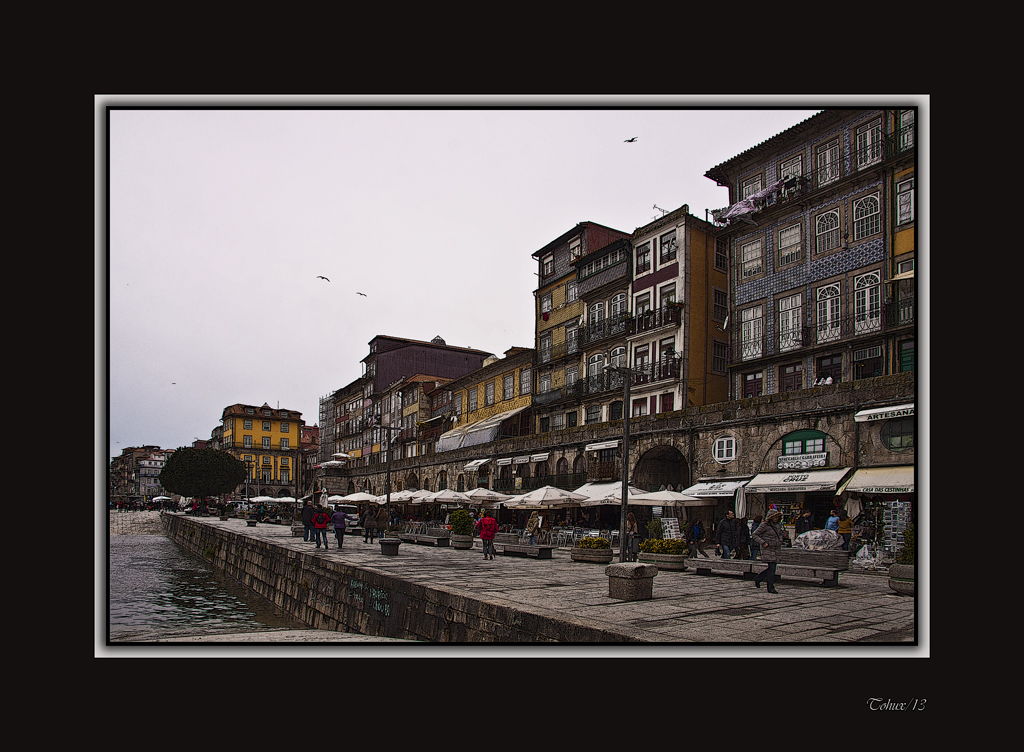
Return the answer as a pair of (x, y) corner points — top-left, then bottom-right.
(128, 513), (918, 648)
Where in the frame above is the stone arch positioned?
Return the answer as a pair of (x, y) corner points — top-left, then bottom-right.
(633, 442), (689, 494)
(556, 457), (569, 475)
(405, 472), (419, 490)
(573, 454), (587, 475)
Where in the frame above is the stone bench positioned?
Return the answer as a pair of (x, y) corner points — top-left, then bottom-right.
(501, 544), (556, 560)
(689, 557), (842, 587)
(398, 526), (451, 546)
(291, 526), (305, 537)
(606, 562), (658, 601)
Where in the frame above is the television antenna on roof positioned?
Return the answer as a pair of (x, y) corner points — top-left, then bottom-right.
(653, 204), (670, 219)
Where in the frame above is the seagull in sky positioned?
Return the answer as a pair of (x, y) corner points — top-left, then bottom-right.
(624, 137), (637, 142)
(356, 292), (367, 297)
(316, 275), (330, 282)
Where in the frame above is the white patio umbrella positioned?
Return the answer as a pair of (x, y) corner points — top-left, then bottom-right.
(424, 488), (472, 505)
(276, 496), (296, 503)
(342, 491), (379, 503)
(384, 489), (420, 503)
(463, 487), (515, 506)
(409, 489), (435, 505)
(507, 485), (587, 509)
(629, 490), (704, 506)
(577, 483), (648, 507)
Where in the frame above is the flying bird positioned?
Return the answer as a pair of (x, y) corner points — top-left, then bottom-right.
(624, 137), (637, 142)
(356, 292), (367, 297)
(316, 276), (330, 282)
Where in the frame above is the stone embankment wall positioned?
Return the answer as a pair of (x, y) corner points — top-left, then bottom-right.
(161, 513), (637, 643)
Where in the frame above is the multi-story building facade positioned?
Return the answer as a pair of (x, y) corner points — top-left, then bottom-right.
(438, 347), (536, 492)
(531, 222), (632, 435)
(704, 108), (917, 398)
(220, 403), (305, 499)
(317, 335), (491, 495)
(109, 445), (174, 504)
(626, 203), (730, 416)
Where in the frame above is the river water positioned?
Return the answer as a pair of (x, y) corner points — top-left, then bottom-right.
(107, 511), (309, 642)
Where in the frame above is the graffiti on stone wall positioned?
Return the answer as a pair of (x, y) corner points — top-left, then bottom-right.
(349, 578), (391, 617)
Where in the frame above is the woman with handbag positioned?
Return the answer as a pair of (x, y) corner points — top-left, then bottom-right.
(751, 509), (786, 593)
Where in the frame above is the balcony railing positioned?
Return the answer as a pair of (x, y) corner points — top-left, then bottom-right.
(733, 298), (915, 362)
(571, 357), (681, 398)
(713, 123), (916, 226)
(629, 305), (681, 335)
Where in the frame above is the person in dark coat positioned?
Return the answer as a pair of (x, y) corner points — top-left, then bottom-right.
(736, 516), (751, 560)
(795, 510), (814, 537)
(361, 504), (378, 543)
(716, 510), (740, 559)
(752, 509), (786, 593)
(301, 500), (316, 543)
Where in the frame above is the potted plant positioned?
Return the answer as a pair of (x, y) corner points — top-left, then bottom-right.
(571, 535), (614, 563)
(888, 524), (914, 596)
(638, 537), (689, 570)
(450, 509), (475, 550)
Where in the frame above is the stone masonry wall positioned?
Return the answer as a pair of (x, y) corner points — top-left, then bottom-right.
(161, 513), (640, 643)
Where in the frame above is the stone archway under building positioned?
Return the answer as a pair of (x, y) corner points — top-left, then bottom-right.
(632, 443), (689, 494)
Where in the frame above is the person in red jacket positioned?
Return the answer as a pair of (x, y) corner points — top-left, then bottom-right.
(478, 510), (499, 560)
(311, 505), (332, 549)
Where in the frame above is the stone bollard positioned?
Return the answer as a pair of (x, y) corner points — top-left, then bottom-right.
(605, 562), (658, 601)
(379, 537), (402, 556)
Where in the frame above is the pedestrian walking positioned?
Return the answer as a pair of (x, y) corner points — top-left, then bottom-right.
(716, 510), (740, 559)
(479, 510), (499, 560)
(311, 506), (332, 549)
(301, 500), (316, 543)
(527, 511), (540, 546)
(752, 509), (786, 593)
(688, 519), (710, 558)
(375, 506), (389, 539)
(331, 505), (357, 550)
(749, 515), (763, 560)
(361, 504), (377, 543)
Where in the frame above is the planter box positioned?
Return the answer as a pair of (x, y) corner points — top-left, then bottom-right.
(571, 547), (613, 564)
(379, 538), (402, 556)
(638, 552), (688, 571)
(451, 534), (475, 550)
(888, 563), (914, 595)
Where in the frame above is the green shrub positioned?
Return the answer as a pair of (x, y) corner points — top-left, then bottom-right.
(577, 536), (610, 549)
(897, 523), (915, 565)
(639, 537), (688, 555)
(450, 509), (473, 536)
(646, 517), (663, 540)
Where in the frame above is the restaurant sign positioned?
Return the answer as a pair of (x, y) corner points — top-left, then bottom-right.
(778, 452), (827, 470)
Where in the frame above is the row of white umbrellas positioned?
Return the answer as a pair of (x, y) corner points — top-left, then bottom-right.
(320, 483), (700, 510)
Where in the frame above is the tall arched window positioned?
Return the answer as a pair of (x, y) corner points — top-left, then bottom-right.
(556, 457), (569, 476)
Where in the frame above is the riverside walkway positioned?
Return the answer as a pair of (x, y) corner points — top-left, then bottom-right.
(147, 513), (918, 646)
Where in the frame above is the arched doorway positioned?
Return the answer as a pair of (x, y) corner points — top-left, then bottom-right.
(632, 443), (688, 492)
(405, 472), (419, 490)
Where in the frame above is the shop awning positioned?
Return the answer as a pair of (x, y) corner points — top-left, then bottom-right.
(530, 453), (549, 462)
(836, 466), (914, 495)
(436, 406), (529, 452)
(854, 403), (914, 422)
(463, 458), (490, 472)
(585, 440), (620, 451)
(680, 480), (748, 497)
(496, 458), (512, 466)
(745, 468), (851, 494)
(513, 455), (532, 464)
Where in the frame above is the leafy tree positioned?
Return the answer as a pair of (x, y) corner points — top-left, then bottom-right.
(159, 447), (247, 500)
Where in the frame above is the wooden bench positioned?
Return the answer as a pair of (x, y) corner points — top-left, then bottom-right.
(689, 557), (842, 587)
(502, 544), (557, 559)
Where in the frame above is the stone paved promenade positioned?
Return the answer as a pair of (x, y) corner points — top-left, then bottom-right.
(117, 512), (918, 648)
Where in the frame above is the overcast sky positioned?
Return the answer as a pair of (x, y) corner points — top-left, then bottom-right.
(99, 95), (924, 463)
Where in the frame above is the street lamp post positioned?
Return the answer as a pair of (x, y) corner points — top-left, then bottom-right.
(604, 364), (642, 562)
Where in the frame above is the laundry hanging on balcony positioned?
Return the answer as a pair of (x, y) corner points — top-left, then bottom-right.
(712, 179), (786, 225)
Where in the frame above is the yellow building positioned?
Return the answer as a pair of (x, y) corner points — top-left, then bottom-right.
(436, 348), (536, 488)
(220, 402), (305, 498)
